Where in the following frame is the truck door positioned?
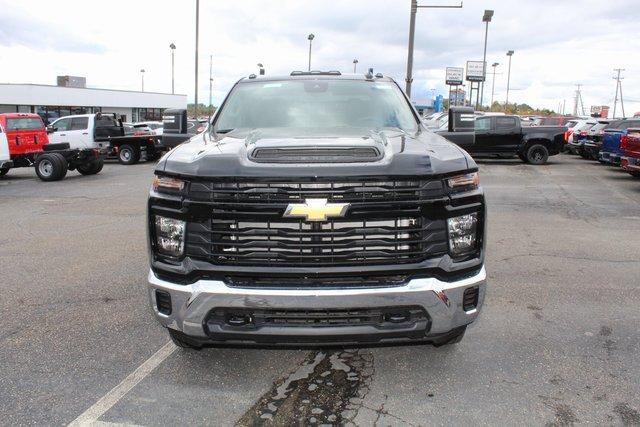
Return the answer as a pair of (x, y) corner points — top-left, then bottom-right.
(68, 117), (91, 149)
(473, 116), (493, 153)
(48, 117), (72, 145)
(494, 116), (520, 152)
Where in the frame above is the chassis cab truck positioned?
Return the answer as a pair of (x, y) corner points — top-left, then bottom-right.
(47, 113), (165, 165)
(0, 113), (103, 181)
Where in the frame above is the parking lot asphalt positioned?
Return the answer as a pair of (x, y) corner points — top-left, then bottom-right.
(1, 155), (639, 426)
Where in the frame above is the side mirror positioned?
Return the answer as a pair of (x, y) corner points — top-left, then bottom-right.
(46, 125), (55, 134)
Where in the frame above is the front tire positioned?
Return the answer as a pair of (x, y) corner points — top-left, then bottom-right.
(118, 144), (140, 165)
(0, 168), (8, 177)
(526, 144), (549, 165)
(168, 329), (203, 350)
(77, 159), (104, 175)
(35, 153), (68, 181)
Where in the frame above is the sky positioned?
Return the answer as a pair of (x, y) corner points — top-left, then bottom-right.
(0, 0), (639, 115)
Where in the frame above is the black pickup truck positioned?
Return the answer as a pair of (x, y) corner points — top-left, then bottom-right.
(442, 115), (566, 164)
(147, 72), (487, 349)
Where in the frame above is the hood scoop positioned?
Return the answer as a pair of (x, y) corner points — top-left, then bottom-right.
(250, 146), (382, 163)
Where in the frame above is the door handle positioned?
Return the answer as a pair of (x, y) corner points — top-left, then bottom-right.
(60, 133), (66, 136)
(82, 132), (89, 135)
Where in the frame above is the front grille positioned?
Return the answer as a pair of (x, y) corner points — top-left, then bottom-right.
(206, 306), (428, 329)
(185, 179), (449, 267)
(224, 274), (410, 289)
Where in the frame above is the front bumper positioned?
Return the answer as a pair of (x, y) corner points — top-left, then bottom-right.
(599, 151), (621, 165)
(148, 267), (486, 345)
(621, 156), (640, 172)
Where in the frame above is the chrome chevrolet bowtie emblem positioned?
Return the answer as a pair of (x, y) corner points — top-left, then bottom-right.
(284, 198), (350, 222)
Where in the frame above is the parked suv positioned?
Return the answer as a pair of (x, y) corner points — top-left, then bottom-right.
(147, 72), (487, 349)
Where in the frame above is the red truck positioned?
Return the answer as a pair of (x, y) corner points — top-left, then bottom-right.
(620, 128), (640, 178)
(0, 113), (104, 181)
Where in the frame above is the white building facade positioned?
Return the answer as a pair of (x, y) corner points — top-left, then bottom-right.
(0, 83), (187, 124)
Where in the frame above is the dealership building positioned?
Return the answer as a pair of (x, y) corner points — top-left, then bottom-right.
(0, 77), (187, 124)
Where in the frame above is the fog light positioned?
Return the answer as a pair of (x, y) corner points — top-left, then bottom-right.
(447, 212), (478, 256)
(155, 216), (186, 257)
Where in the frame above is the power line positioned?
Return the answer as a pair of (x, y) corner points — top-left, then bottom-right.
(612, 68), (625, 118)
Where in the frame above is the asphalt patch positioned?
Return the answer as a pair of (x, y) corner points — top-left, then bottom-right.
(237, 349), (374, 425)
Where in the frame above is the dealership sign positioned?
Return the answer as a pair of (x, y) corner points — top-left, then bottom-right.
(445, 67), (464, 85)
(466, 61), (485, 82)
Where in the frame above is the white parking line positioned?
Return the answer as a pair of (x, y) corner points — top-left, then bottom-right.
(68, 341), (177, 427)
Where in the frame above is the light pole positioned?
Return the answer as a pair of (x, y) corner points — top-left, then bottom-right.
(404, 0), (463, 98)
(307, 34), (315, 71)
(257, 63), (264, 75)
(353, 59), (358, 73)
(209, 54), (213, 112)
(169, 43), (176, 94)
(478, 9), (493, 110)
(194, 0), (200, 118)
(140, 69), (145, 92)
(490, 62), (499, 107)
(505, 50), (514, 108)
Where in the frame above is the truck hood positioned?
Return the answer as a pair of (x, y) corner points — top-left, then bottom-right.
(158, 127), (474, 178)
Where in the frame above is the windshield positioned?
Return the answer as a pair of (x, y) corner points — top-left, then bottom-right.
(6, 117), (44, 130)
(214, 79), (418, 133)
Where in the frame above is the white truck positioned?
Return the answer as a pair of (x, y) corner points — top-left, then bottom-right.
(0, 123), (12, 175)
(47, 113), (166, 165)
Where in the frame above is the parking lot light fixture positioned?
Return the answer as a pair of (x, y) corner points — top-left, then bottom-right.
(506, 50), (515, 108)
(257, 63), (265, 75)
(478, 9), (494, 109)
(307, 34), (315, 71)
(170, 43), (176, 94)
(353, 59), (358, 73)
(140, 69), (145, 92)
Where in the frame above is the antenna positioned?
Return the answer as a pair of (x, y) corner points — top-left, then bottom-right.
(612, 68), (625, 118)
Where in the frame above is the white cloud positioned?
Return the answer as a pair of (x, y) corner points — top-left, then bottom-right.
(0, 0), (638, 115)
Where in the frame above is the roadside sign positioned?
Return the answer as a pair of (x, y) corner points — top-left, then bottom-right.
(466, 61), (485, 82)
(445, 67), (464, 86)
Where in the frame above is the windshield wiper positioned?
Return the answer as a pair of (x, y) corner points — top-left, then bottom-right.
(215, 128), (234, 134)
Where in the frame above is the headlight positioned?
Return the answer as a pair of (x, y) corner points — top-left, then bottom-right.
(152, 175), (185, 193)
(447, 212), (478, 256)
(154, 216), (186, 257)
(447, 172), (479, 191)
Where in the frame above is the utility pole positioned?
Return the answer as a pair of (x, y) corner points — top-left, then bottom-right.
(613, 68), (625, 118)
(209, 54), (213, 112)
(140, 69), (145, 92)
(353, 59), (358, 73)
(194, 0), (199, 119)
(573, 84), (585, 116)
(404, 0), (463, 98)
